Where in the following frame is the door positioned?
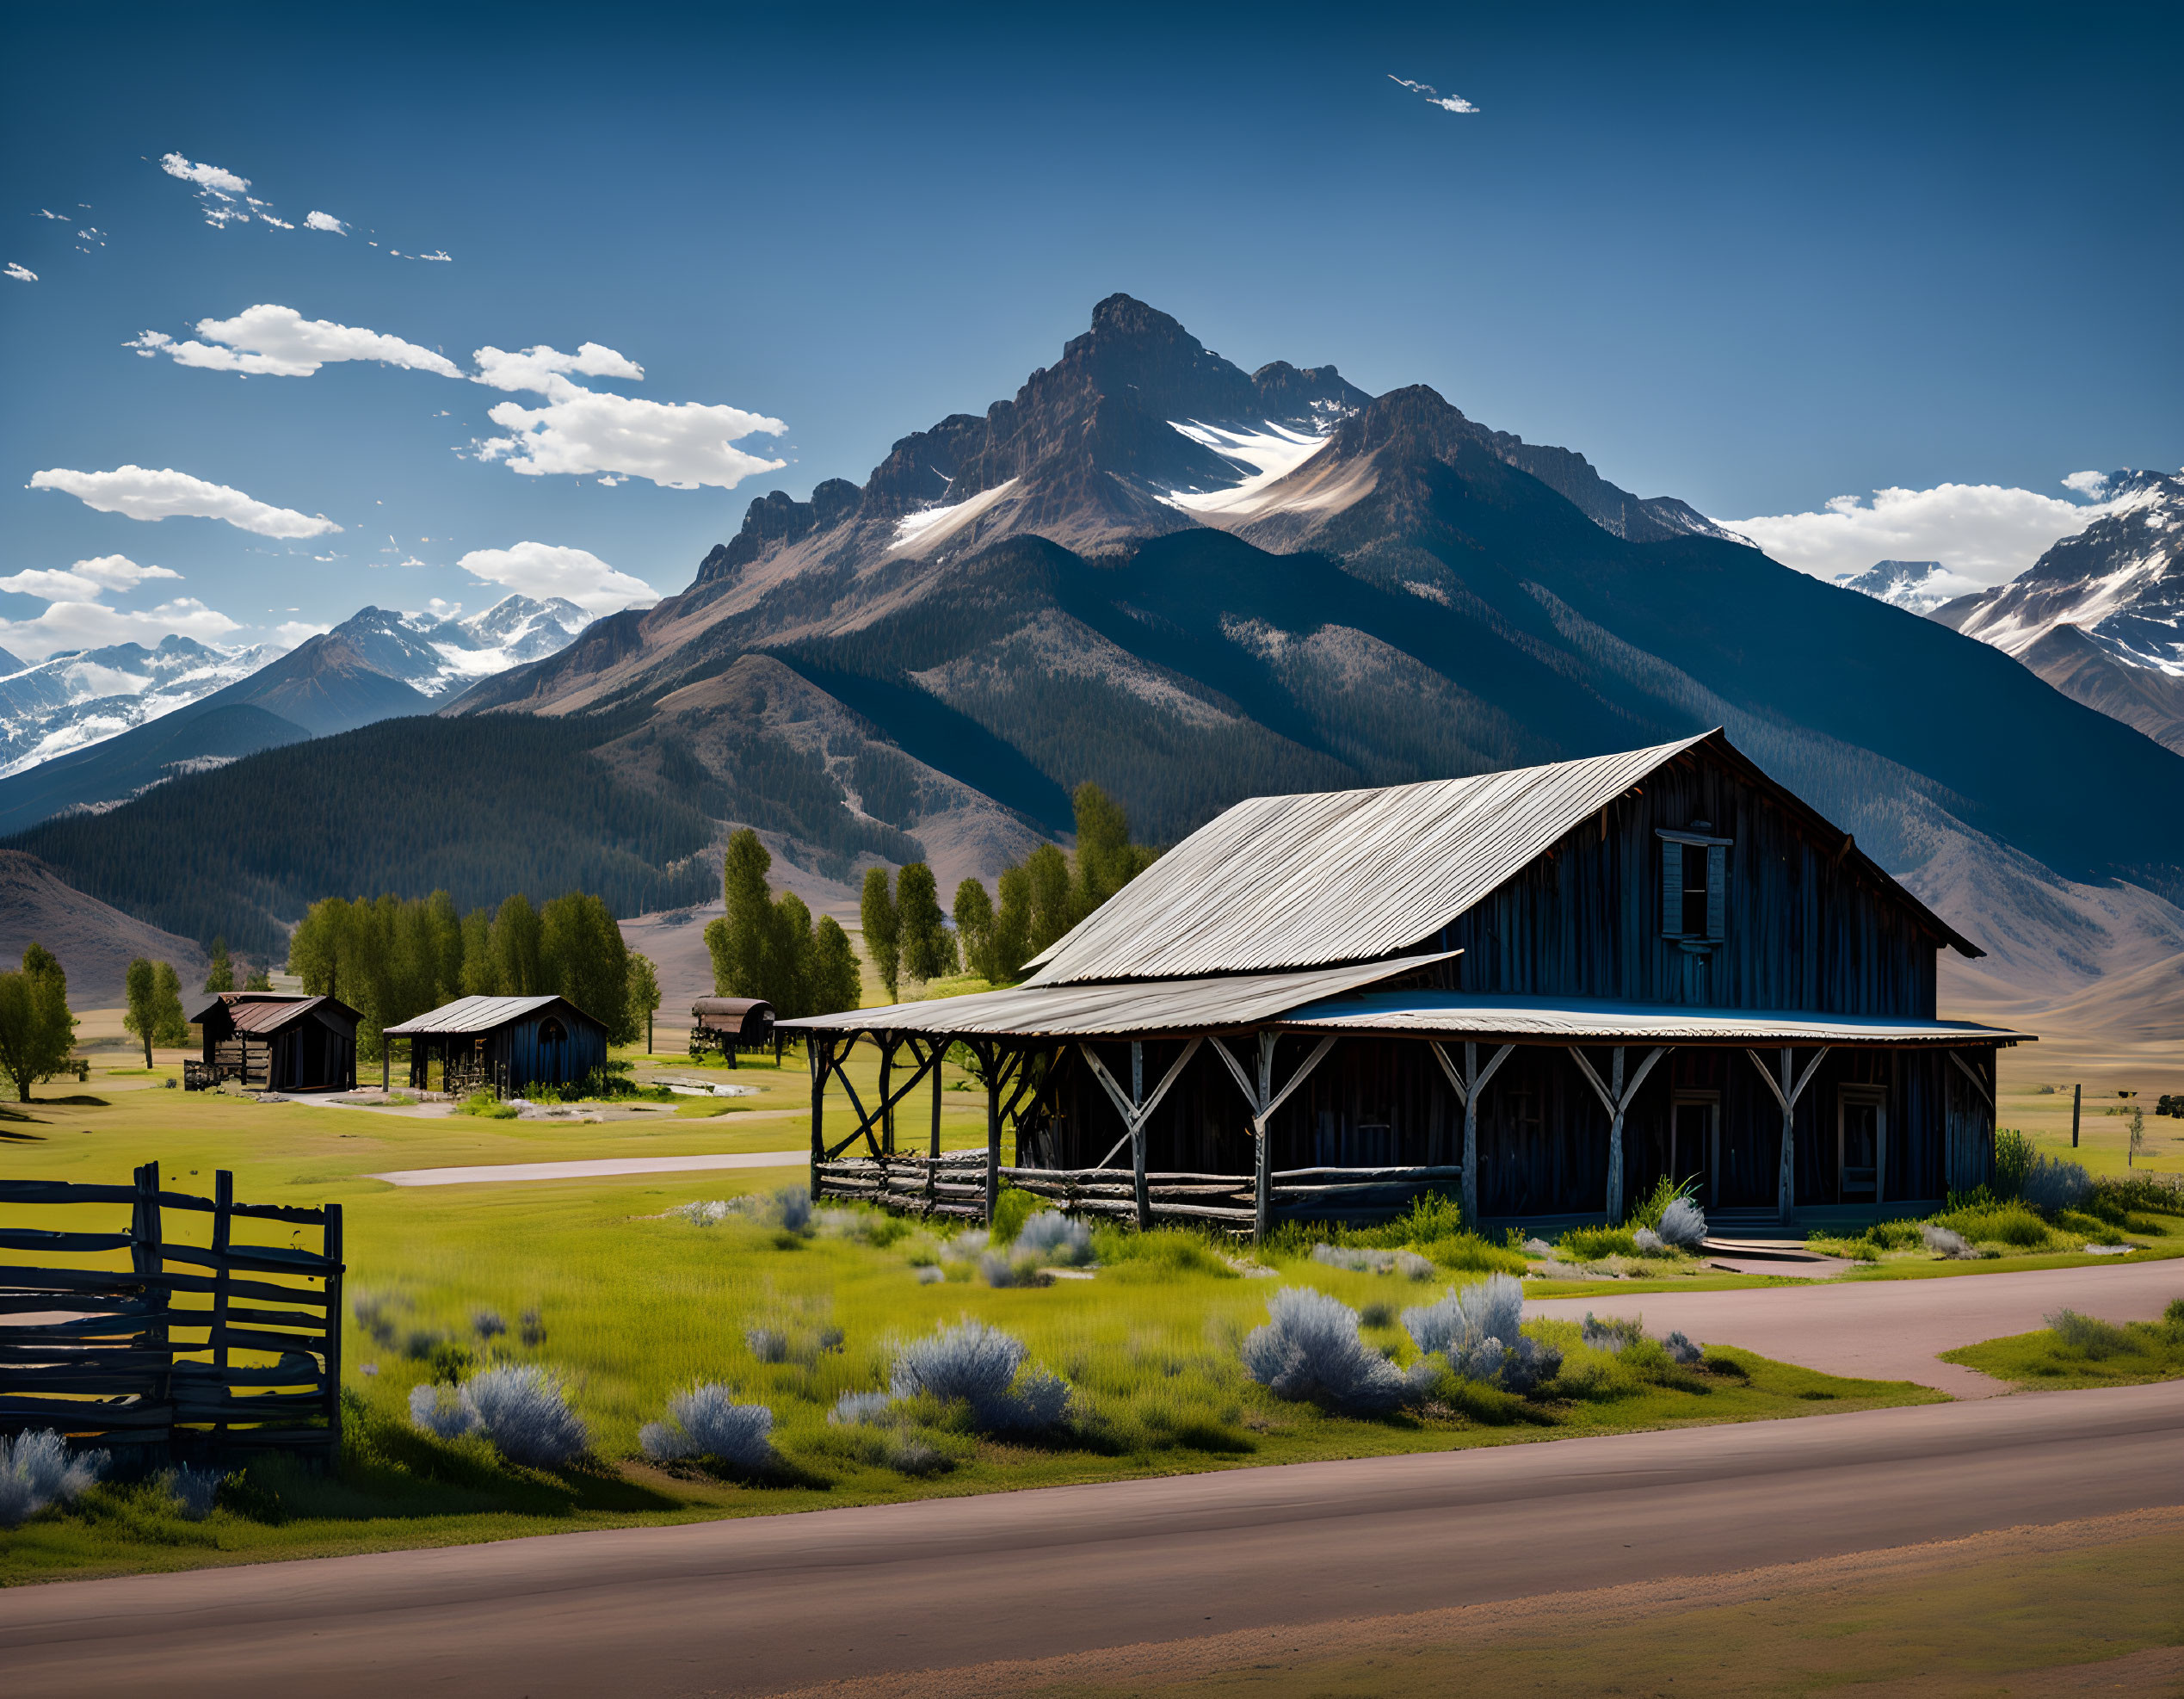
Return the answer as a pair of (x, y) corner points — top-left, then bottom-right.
(1838, 1086), (1885, 1202)
(1670, 1092), (1718, 1207)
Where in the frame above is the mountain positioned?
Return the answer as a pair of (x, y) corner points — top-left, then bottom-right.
(20, 298), (2184, 1019)
(1932, 470), (2184, 755)
(0, 596), (597, 836)
(0, 849), (210, 1007)
(0, 635), (281, 780)
(1834, 559), (1977, 616)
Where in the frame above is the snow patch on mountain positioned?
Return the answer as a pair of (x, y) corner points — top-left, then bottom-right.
(1162, 420), (1333, 516)
(1833, 559), (1983, 615)
(0, 637), (282, 780)
(889, 478), (1021, 555)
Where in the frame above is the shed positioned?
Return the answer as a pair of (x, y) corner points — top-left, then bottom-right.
(689, 997), (775, 1065)
(780, 728), (2032, 1239)
(384, 994), (609, 1097)
(188, 992), (361, 1093)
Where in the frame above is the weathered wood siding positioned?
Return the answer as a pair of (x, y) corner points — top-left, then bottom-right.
(1432, 743), (1943, 1017)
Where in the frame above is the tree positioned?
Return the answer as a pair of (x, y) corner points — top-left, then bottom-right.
(151, 961), (188, 1047)
(124, 957), (158, 1067)
(1024, 843), (1074, 956)
(205, 937), (234, 994)
(491, 894), (545, 996)
(626, 952), (662, 1053)
(953, 879), (996, 982)
(897, 862), (955, 985)
(460, 908), (498, 995)
(0, 944), (76, 1102)
(244, 965), (272, 992)
(540, 891), (632, 1041)
(990, 864), (1033, 984)
(717, 831), (775, 1000)
(861, 865), (901, 1001)
(810, 917), (861, 1016)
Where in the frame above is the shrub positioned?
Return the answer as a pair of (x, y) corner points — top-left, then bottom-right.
(1582, 1313), (1645, 1353)
(472, 1309), (507, 1342)
(745, 1326), (791, 1363)
(2021, 1153), (2093, 1215)
(1657, 1196), (1707, 1248)
(1457, 1334), (1562, 1393)
(1936, 1201), (2051, 1249)
(352, 1289), (399, 1348)
(1860, 1219), (1926, 1252)
(0, 1430), (109, 1527)
(457, 1088), (518, 1120)
(675, 1200), (731, 1226)
(1663, 1330), (1703, 1364)
(1015, 1210), (1094, 1265)
(1632, 1227), (1668, 1254)
(914, 1265), (945, 1285)
(1311, 1244), (1434, 1279)
(162, 1464), (225, 1519)
(889, 1320), (1073, 1434)
(519, 1307), (546, 1348)
(776, 1188), (813, 1233)
(640, 1385), (776, 1469)
(1241, 1287), (1421, 1416)
(990, 1186), (1038, 1246)
(2088, 1174), (2184, 1221)
(1921, 1223), (1974, 1258)
(1404, 1272), (1526, 1361)
(460, 1365), (587, 1467)
(408, 1381), (477, 1440)
(1994, 1127), (2035, 1201)
(2045, 1309), (2133, 1358)
(830, 1391), (893, 1426)
(1629, 1174), (1697, 1233)
(978, 1249), (1048, 1288)
(1558, 1224), (1639, 1260)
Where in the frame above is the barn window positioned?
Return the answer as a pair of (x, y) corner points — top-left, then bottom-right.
(540, 1017), (566, 1043)
(1658, 826), (1730, 945)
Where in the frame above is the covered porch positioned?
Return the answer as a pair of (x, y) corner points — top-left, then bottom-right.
(779, 962), (2028, 1240)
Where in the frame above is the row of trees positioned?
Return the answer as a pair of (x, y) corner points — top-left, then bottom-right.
(706, 831), (861, 1018)
(123, 959), (188, 1066)
(203, 936), (271, 995)
(0, 944), (77, 1102)
(289, 889), (657, 1057)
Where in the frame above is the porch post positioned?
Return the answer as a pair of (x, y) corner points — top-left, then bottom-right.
(1605, 1047), (1626, 1223)
(808, 1035), (830, 1202)
(1462, 1042), (1480, 1224)
(929, 1038), (944, 1158)
(1131, 1041), (1151, 1232)
(879, 1039), (895, 1157)
(1253, 1029), (1274, 1244)
(1776, 1047), (1795, 1222)
(983, 1041), (1003, 1225)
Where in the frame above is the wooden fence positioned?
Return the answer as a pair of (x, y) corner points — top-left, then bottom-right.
(0, 1161), (343, 1459)
(814, 1157), (1463, 1233)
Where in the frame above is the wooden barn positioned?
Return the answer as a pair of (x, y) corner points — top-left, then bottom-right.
(779, 729), (2029, 1239)
(689, 996), (776, 1065)
(384, 994), (608, 1097)
(187, 992), (361, 1093)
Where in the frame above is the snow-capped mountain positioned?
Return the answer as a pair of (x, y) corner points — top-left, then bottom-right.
(1932, 469), (2184, 753)
(0, 636), (283, 781)
(1833, 559), (1982, 615)
(324, 596), (594, 699)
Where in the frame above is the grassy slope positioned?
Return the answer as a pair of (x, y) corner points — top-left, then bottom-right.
(1942, 1314), (2184, 1391)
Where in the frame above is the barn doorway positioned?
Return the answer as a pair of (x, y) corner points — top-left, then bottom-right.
(1838, 1085), (1885, 1202)
(1670, 1091), (1718, 1207)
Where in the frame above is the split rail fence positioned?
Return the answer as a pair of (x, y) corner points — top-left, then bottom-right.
(0, 1161), (343, 1459)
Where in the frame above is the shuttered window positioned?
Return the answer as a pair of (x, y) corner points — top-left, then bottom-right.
(1660, 831), (1730, 943)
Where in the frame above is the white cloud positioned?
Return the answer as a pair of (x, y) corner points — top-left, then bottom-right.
(256, 212), (295, 230)
(275, 620), (331, 646)
(457, 541), (658, 615)
(0, 596), (242, 664)
(30, 465), (342, 539)
(417, 250), (452, 263)
(1390, 74), (1479, 114)
(1714, 479), (2115, 588)
(425, 597), (463, 620)
(304, 211), (348, 234)
(0, 555), (182, 601)
(159, 153), (249, 196)
(2061, 470), (2110, 499)
(145, 304), (463, 379)
(472, 342), (646, 393)
(5, 263), (33, 282)
(36, 209), (67, 220)
(476, 387), (787, 489)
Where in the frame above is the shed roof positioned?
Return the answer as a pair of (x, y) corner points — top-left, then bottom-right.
(1022, 728), (1977, 985)
(777, 953), (1456, 1039)
(693, 998), (772, 1016)
(383, 994), (595, 1036)
(1276, 990), (2030, 1048)
(226, 994), (354, 1035)
(186, 990), (313, 1025)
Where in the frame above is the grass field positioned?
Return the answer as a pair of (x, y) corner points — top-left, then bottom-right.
(1942, 1301), (2184, 1391)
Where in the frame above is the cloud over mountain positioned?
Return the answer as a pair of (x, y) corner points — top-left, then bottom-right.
(1714, 479), (2116, 587)
(456, 541), (658, 615)
(30, 465), (342, 539)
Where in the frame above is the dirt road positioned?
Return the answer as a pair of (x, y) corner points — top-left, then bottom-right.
(3, 1381), (2176, 1698)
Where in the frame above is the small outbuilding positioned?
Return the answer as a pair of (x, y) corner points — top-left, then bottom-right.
(188, 992), (361, 1093)
(689, 997), (775, 1066)
(383, 994), (608, 1097)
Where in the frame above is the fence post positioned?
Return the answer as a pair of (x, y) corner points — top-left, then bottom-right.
(324, 1202), (344, 1462)
(213, 1170), (233, 1446)
(808, 1036), (828, 1202)
(132, 1159), (172, 1439)
(2072, 1082), (2081, 1149)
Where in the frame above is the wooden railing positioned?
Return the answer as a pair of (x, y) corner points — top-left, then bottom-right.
(0, 1161), (342, 1458)
(813, 1156), (1463, 1232)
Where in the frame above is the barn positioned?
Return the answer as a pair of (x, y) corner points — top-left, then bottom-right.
(778, 729), (2029, 1238)
(384, 994), (609, 1097)
(187, 992), (361, 1093)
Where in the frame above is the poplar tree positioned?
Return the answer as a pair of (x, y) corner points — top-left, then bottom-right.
(124, 958), (159, 1066)
(151, 961), (188, 1047)
(896, 862), (956, 985)
(953, 879), (996, 982)
(861, 865), (901, 1001)
(205, 937), (234, 994)
(626, 952), (661, 1052)
(0, 943), (75, 1103)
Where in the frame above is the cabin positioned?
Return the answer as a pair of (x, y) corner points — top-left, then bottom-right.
(186, 992), (361, 1093)
(778, 729), (2029, 1239)
(689, 997), (776, 1066)
(383, 994), (609, 1097)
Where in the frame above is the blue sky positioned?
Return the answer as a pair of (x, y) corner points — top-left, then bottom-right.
(3, 2), (2179, 660)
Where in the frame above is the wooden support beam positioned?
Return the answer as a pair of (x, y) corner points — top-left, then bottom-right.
(1746, 1046), (1829, 1222)
(1428, 1041), (1512, 1224)
(1211, 1031), (1338, 1243)
(1568, 1045), (1668, 1223)
(807, 1036), (830, 1202)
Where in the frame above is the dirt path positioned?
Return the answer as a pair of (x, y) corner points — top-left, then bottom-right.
(367, 1139), (811, 1186)
(1529, 1258), (2184, 1394)
(3, 1382), (2175, 1697)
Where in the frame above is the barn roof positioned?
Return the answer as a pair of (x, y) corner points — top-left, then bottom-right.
(1276, 990), (2031, 1047)
(383, 994), (596, 1036)
(1022, 728), (1977, 985)
(779, 953), (1454, 1039)
(187, 991), (357, 1032)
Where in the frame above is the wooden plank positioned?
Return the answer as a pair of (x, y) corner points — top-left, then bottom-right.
(0, 1229), (138, 1253)
(159, 1242), (336, 1276)
(0, 1179), (139, 1205)
(1269, 1165), (1466, 1182)
(152, 1192), (328, 1225)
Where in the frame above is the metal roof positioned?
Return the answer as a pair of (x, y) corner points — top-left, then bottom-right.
(692, 998), (772, 1016)
(185, 991), (313, 1025)
(226, 994), (350, 1035)
(1275, 990), (2032, 1047)
(383, 994), (587, 1036)
(1023, 728), (1977, 985)
(777, 953), (1456, 1039)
